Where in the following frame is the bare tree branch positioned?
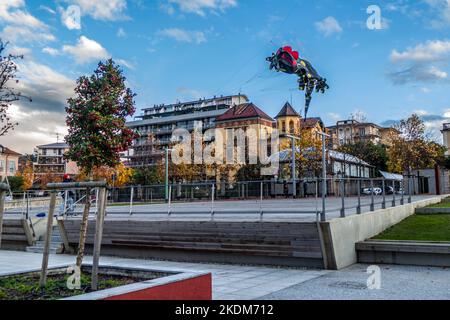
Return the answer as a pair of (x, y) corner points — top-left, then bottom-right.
(0, 39), (31, 137)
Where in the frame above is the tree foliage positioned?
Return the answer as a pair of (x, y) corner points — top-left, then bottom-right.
(337, 141), (388, 171)
(17, 161), (34, 190)
(387, 114), (445, 173)
(77, 163), (134, 187)
(65, 59), (137, 176)
(132, 166), (163, 185)
(0, 40), (30, 136)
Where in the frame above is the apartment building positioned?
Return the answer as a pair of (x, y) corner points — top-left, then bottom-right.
(327, 119), (395, 148)
(33, 143), (79, 177)
(126, 94), (249, 167)
(0, 145), (21, 178)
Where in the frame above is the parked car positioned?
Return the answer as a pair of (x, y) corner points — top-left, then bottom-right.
(384, 186), (395, 195)
(362, 187), (382, 195)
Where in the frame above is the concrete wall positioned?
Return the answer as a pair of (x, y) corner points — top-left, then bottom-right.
(320, 196), (444, 270)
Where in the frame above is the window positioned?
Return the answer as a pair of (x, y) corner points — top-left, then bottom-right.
(281, 121), (286, 133)
(0, 160), (4, 172)
(8, 161), (15, 174)
(289, 121), (295, 134)
(359, 128), (366, 136)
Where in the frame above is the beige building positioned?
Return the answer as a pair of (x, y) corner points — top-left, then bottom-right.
(327, 119), (396, 148)
(215, 102), (275, 181)
(0, 145), (21, 179)
(33, 143), (79, 177)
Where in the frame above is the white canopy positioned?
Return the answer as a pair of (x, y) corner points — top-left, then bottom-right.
(379, 171), (403, 181)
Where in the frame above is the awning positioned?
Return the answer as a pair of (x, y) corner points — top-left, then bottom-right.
(379, 171), (403, 181)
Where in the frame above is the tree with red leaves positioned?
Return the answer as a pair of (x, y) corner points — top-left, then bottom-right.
(65, 59), (136, 267)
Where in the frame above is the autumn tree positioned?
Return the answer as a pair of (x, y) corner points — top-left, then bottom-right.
(77, 163), (134, 188)
(338, 141), (388, 172)
(65, 59), (136, 267)
(387, 114), (444, 174)
(17, 161), (34, 190)
(0, 40), (31, 136)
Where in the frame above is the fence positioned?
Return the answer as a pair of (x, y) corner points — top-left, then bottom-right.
(4, 176), (421, 222)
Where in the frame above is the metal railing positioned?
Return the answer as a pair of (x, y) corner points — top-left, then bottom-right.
(2, 176), (420, 222)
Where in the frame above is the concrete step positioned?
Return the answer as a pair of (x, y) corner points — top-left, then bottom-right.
(26, 247), (59, 254)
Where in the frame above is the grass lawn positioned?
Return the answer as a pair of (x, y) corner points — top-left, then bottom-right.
(374, 214), (450, 242)
(426, 202), (450, 208)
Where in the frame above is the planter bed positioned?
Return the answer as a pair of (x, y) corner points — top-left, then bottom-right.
(0, 264), (212, 301)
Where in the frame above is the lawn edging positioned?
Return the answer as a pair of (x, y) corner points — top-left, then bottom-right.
(319, 196), (445, 270)
(356, 240), (450, 267)
(415, 207), (450, 214)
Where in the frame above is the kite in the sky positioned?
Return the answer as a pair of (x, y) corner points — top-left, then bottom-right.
(267, 46), (329, 118)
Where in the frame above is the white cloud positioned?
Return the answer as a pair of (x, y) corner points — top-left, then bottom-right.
(39, 5), (56, 15)
(389, 65), (448, 84)
(390, 40), (450, 63)
(165, 0), (237, 16)
(116, 58), (134, 69)
(0, 0), (55, 44)
(425, 0), (450, 27)
(388, 40), (450, 85)
(42, 47), (60, 56)
(315, 16), (343, 37)
(0, 58), (76, 153)
(62, 36), (110, 64)
(0, 25), (55, 43)
(64, 0), (128, 21)
(157, 28), (207, 44)
(117, 27), (126, 38)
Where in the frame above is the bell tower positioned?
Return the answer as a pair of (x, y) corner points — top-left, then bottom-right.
(275, 102), (301, 135)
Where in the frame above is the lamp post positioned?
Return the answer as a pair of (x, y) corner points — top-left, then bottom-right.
(165, 148), (174, 203)
(281, 132), (330, 221)
(281, 134), (298, 198)
(316, 131), (330, 222)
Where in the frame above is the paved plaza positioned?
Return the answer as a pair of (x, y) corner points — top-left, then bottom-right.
(4, 195), (435, 222)
(0, 251), (449, 300)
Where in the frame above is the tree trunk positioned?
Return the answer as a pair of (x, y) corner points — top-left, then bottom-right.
(76, 187), (91, 267)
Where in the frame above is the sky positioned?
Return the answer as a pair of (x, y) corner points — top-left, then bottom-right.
(1, 0), (450, 153)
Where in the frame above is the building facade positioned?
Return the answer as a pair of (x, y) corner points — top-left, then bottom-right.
(126, 94), (249, 167)
(327, 119), (395, 148)
(0, 145), (21, 179)
(33, 143), (79, 177)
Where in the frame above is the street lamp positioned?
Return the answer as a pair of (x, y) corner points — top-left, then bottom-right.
(281, 131), (329, 221)
(165, 147), (174, 202)
(280, 134), (298, 198)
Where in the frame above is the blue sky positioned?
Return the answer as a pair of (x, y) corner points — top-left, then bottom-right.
(1, 0), (450, 153)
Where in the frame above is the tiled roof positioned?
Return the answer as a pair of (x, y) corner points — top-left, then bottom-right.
(0, 145), (21, 156)
(302, 117), (323, 128)
(216, 103), (274, 122)
(275, 102), (300, 118)
(37, 142), (69, 149)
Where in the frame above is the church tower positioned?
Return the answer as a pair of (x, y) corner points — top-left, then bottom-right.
(275, 102), (301, 135)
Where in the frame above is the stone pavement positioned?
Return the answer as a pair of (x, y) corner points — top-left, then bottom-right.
(0, 250), (328, 300)
(260, 263), (450, 300)
(1, 251), (449, 300)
